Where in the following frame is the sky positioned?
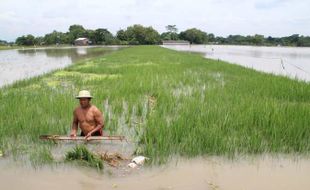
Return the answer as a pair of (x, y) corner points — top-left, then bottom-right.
(1, 0), (310, 41)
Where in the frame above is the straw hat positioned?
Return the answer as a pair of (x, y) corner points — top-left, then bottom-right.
(75, 90), (93, 99)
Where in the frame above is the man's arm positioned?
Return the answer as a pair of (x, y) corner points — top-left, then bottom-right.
(70, 110), (78, 137)
(85, 108), (104, 139)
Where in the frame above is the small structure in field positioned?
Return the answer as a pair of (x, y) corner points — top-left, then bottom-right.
(162, 40), (190, 45)
(74, 38), (90, 46)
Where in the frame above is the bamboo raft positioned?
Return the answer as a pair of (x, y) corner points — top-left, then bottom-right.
(39, 135), (127, 142)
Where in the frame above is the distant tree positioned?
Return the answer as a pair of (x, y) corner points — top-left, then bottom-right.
(15, 34), (35, 46)
(162, 25), (179, 41)
(85, 29), (96, 44)
(179, 28), (208, 44)
(214, 34), (306, 46)
(285, 34), (299, 46)
(34, 36), (44, 45)
(266, 36), (276, 45)
(297, 36), (310, 47)
(93, 28), (114, 44)
(225, 35), (248, 45)
(116, 29), (127, 41)
(15, 36), (25, 45)
(125, 25), (146, 44)
(214, 36), (226, 44)
(169, 33), (179, 41)
(165, 25), (178, 33)
(0, 39), (9, 45)
(251, 34), (265, 45)
(160, 32), (171, 40)
(43, 31), (68, 45)
(68, 24), (86, 43)
(118, 25), (160, 45)
(207, 33), (215, 42)
(144, 26), (161, 44)
(12, 24), (310, 47)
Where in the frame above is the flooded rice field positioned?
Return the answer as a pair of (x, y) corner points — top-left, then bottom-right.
(163, 45), (310, 82)
(1, 45), (309, 189)
(1, 155), (309, 190)
(0, 46), (123, 87)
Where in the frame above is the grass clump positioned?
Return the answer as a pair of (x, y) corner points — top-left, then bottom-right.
(65, 145), (103, 170)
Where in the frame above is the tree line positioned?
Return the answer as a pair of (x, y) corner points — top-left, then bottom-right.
(3, 24), (310, 47)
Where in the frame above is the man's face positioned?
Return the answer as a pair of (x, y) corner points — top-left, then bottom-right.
(79, 98), (91, 108)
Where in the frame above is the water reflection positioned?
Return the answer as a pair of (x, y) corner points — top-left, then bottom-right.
(76, 47), (87, 55)
(0, 46), (124, 87)
(163, 45), (310, 82)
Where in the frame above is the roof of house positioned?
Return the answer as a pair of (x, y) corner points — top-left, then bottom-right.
(75, 38), (88, 41)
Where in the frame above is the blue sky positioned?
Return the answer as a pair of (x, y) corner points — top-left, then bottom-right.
(1, 0), (309, 41)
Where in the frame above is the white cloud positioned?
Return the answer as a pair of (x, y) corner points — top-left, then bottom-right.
(0, 0), (309, 41)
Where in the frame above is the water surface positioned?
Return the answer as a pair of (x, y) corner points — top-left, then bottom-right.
(1, 156), (309, 190)
(163, 45), (310, 82)
(0, 46), (123, 87)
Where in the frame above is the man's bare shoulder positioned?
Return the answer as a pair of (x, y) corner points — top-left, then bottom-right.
(90, 105), (100, 111)
(91, 105), (102, 114)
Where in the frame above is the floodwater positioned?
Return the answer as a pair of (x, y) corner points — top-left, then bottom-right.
(0, 46), (123, 87)
(1, 45), (310, 189)
(1, 155), (309, 190)
(162, 45), (310, 82)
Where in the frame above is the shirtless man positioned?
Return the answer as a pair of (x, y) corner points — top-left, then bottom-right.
(70, 90), (104, 139)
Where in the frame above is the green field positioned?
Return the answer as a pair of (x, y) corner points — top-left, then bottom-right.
(0, 46), (309, 166)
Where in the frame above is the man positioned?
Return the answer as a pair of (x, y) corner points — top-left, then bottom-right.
(70, 90), (104, 139)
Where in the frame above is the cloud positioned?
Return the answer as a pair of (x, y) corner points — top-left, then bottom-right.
(254, 0), (287, 9)
(0, 0), (309, 41)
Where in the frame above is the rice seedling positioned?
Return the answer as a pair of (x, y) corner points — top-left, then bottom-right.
(65, 145), (103, 170)
(0, 45), (309, 167)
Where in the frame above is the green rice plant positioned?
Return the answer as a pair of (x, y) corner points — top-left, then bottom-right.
(65, 145), (103, 170)
(0, 45), (309, 166)
(29, 146), (54, 168)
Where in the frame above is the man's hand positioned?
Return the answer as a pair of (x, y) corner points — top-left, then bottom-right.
(85, 132), (92, 140)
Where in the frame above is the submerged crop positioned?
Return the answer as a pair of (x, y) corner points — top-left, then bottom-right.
(0, 46), (309, 167)
(65, 145), (103, 170)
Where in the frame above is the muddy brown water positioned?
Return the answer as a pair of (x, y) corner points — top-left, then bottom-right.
(1, 45), (309, 189)
(1, 155), (309, 190)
